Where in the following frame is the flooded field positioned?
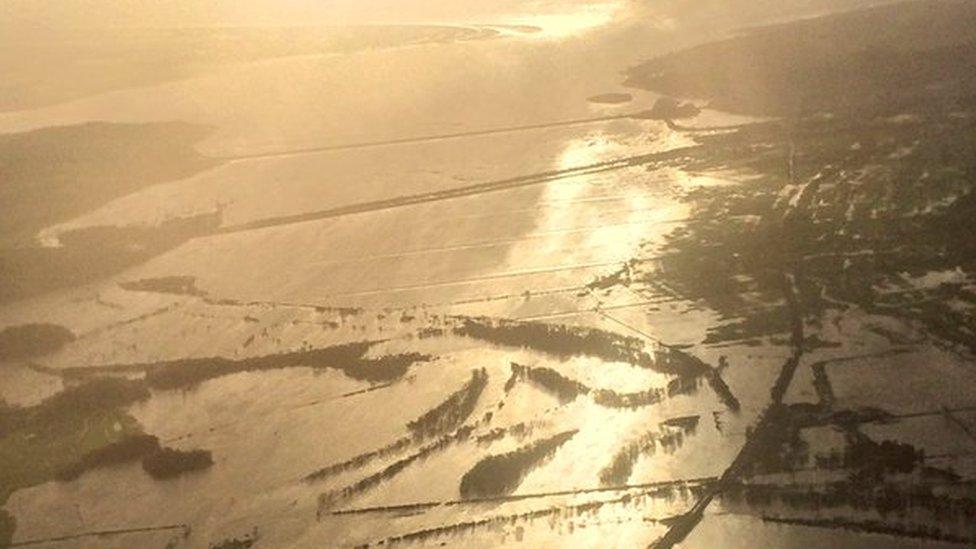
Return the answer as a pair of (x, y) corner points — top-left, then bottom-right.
(2, 0), (976, 547)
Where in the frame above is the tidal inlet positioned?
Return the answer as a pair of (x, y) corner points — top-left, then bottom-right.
(2, 1), (976, 547)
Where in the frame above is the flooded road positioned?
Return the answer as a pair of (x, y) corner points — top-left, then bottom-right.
(3, 0), (976, 547)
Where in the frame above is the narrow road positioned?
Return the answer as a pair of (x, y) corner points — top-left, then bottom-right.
(211, 145), (699, 236)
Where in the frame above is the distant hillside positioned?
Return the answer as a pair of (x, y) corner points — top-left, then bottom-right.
(625, 0), (976, 116)
(0, 122), (223, 303)
(0, 122), (218, 248)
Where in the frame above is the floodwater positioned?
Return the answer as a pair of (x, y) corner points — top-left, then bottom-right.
(3, 0), (976, 548)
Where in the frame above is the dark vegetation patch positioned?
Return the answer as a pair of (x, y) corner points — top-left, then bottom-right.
(20, 378), (149, 429)
(304, 435), (413, 483)
(509, 363), (587, 404)
(354, 353), (432, 383)
(742, 405), (822, 476)
(661, 415), (700, 431)
(508, 362), (696, 409)
(871, 282), (976, 354)
(824, 407), (892, 428)
(659, 415), (701, 456)
(53, 430), (212, 482)
(503, 367), (520, 393)
(307, 367), (500, 485)
(416, 327), (445, 339)
(724, 481), (976, 543)
(306, 416), (537, 489)
(0, 374), (217, 547)
(843, 433), (922, 485)
(0, 378), (148, 441)
(459, 430), (578, 499)
(591, 387), (664, 408)
(307, 360), (700, 503)
(739, 401), (925, 485)
(718, 401), (965, 541)
(56, 434), (161, 481)
(142, 447), (214, 479)
(585, 262), (633, 291)
(365, 482), (710, 546)
(144, 357), (241, 390)
(761, 515), (973, 545)
(667, 375), (702, 398)
(0, 323), (74, 361)
(306, 420), (538, 489)
(140, 341), (428, 389)
(0, 377), (149, 432)
(599, 431), (658, 487)
(600, 415), (702, 486)
(318, 426), (476, 513)
(372, 496), (618, 545)
(632, 97), (701, 120)
(119, 275), (205, 296)
(407, 369), (488, 439)
(0, 378), (149, 517)
(454, 317), (704, 376)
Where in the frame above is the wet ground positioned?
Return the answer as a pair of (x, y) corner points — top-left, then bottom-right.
(2, 1), (976, 547)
